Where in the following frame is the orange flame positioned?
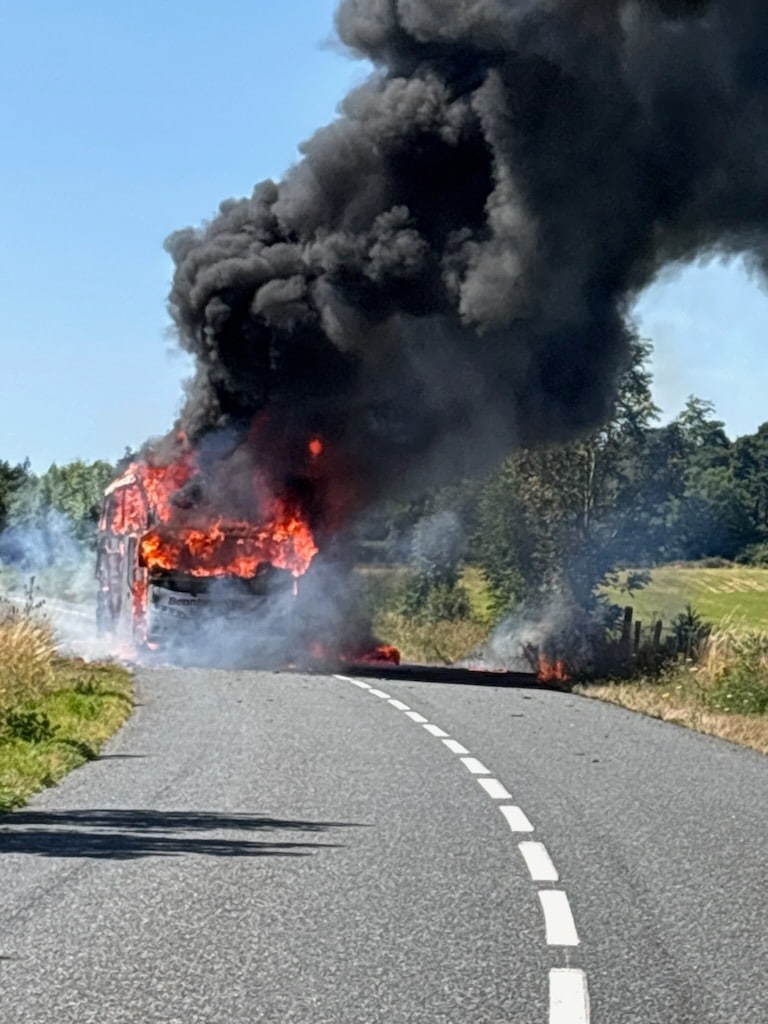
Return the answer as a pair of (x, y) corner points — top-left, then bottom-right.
(358, 644), (401, 666)
(308, 437), (324, 459)
(138, 502), (318, 579)
(537, 655), (570, 683)
(104, 442), (319, 582)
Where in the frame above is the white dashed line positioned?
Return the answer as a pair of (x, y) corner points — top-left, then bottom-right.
(423, 723), (449, 738)
(405, 710), (429, 723)
(337, 676), (370, 689)
(499, 805), (535, 833)
(442, 738), (469, 755)
(538, 891), (580, 946)
(477, 778), (512, 800)
(518, 842), (559, 882)
(336, 672), (588, 1018)
(549, 969), (590, 1024)
(388, 699), (410, 711)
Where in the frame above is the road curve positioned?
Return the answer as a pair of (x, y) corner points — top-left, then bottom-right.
(0, 668), (765, 1023)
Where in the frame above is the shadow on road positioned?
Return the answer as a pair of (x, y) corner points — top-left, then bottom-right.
(0, 809), (361, 861)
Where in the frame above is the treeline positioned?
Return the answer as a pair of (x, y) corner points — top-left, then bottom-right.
(0, 459), (115, 567)
(363, 337), (768, 621)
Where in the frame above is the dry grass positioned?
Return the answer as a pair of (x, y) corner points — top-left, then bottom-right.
(580, 623), (768, 755)
(697, 623), (768, 681)
(0, 601), (57, 712)
(375, 611), (488, 664)
(579, 681), (768, 754)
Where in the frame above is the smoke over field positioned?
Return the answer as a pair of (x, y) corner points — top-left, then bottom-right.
(165, 0), (768, 520)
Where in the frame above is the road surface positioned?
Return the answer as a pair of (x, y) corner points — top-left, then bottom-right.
(0, 668), (766, 1023)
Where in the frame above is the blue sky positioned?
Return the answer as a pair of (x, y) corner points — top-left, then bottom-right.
(1, 1), (766, 472)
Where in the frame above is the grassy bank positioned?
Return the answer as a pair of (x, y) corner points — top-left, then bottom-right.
(0, 602), (133, 812)
(580, 624), (768, 755)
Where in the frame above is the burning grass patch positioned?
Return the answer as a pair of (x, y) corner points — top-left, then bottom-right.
(578, 623), (768, 756)
(0, 604), (133, 811)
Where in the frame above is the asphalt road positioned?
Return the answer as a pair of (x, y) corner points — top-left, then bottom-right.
(0, 668), (766, 1023)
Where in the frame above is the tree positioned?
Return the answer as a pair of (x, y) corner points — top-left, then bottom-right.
(0, 459), (31, 534)
(3, 460), (115, 568)
(666, 398), (754, 559)
(474, 336), (670, 617)
(732, 422), (768, 540)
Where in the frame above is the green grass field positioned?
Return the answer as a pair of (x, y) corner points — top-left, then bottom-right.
(603, 564), (768, 630)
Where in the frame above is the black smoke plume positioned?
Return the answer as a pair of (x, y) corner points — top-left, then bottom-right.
(165, 0), (765, 523)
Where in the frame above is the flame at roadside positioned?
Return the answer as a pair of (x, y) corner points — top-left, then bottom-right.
(537, 655), (570, 684)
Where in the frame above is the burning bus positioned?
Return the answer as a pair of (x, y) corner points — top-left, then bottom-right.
(95, 434), (400, 666)
(95, 438), (320, 658)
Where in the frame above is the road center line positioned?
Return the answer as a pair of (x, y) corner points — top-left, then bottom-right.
(549, 969), (590, 1024)
(538, 891), (580, 946)
(442, 738), (469, 755)
(405, 710), (429, 723)
(478, 777), (512, 800)
(518, 842), (559, 882)
(335, 675), (370, 689)
(423, 723), (449, 737)
(499, 805), (535, 833)
(335, 672), (588, 1008)
(388, 699), (410, 711)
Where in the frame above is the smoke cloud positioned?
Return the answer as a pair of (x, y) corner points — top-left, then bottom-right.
(165, 0), (766, 522)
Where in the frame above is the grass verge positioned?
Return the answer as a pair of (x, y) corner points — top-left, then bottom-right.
(578, 624), (768, 756)
(0, 601), (133, 812)
(0, 658), (133, 812)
